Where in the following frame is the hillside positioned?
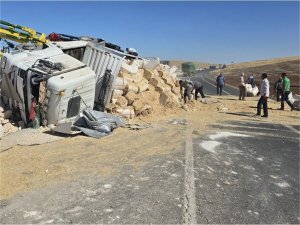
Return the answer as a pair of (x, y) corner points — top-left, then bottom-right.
(209, 56), (300, 95)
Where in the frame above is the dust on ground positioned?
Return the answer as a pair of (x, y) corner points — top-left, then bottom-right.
(0, 95), (299, 199)
(0, 128), (64, 151)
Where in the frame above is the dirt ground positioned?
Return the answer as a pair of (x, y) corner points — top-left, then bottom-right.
(0, 95), (299, 200)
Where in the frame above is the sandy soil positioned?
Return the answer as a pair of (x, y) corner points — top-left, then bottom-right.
(0, 95), (299, 199)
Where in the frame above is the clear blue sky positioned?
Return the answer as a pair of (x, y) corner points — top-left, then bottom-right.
(1, 1), (299, 63)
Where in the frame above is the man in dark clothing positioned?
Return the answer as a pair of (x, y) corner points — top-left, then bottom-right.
(216, 73), (225, 95)
(274, 77), (283, 102)
(179, 80), (205, 103)
(179, 80), (193, 103)
(193, 80), (205, 100)
(247, 74), (255, 88)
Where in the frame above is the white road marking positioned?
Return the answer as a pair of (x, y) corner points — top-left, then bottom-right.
(203, 73), (239, 90)
(283, 124), (300, 136)
(200, 75), (232, 95)
(183, 128), (197, 224)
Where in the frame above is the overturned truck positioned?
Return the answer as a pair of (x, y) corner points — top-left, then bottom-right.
(53, 41), (124, 111)
(0, 44), (96, 126)
(0, 41), (125, 128)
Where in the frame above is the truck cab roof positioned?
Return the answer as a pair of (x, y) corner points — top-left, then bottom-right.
(3, 44), (86, 75)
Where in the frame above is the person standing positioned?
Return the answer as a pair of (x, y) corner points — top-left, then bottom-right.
(274, 76), (283, 102)
(279, 73), (295, 111)
(247, 74), (255, 88)
(216, 73), (225, 95)
(257, 73), (270, 118)
(239, 73), (246, 100)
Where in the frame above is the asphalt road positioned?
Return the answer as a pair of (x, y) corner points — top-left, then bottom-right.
(1, 119), (299, 224)
(194, 121), (299, 224)
(191, 71), (240, 96)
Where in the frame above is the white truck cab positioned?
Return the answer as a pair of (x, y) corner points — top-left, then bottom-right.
(0, 44), (95, 126)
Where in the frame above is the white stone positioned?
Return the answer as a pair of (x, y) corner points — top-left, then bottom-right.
(0, 124), (4, 139)
(3, 123), (18, 134)
(103, 184), (112, 189)
(2, 119), (9, 125)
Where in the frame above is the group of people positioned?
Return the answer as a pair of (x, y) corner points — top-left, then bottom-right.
(238, 73), (256, 100)
(179, 71), (295, 118)
(256, 72), (295, 118)
(216, 72), (256, 99)
(179, 80), (205, 103)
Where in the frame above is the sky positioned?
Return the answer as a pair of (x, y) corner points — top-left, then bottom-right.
(1, 1), (299, 63)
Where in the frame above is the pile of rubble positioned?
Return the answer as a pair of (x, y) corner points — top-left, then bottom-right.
(0, 106), (21, 139)
(108, 58), (182, 119)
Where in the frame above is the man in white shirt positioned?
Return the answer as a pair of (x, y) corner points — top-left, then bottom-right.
(239, 73), (246, 100)
(256, 73), (270, 118)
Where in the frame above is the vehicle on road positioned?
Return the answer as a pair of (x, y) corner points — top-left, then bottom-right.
(182, 62), (196, 77)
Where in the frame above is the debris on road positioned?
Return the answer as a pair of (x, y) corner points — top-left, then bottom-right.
(0, 105), (21, 138)
(217, 105), (229, 112)
(0, 20), (185, 141)
(0, 127), (64, 152)
(123, 123), (151, 130)
(200, 98), (220, 104)
(167, 118), (187, 125)
(1, 19), (298, 146)
(72, 108), (124, 138)
(109, 58), (182, 119)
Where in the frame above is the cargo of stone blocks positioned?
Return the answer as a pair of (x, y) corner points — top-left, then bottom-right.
(0, 105), (21, 138)
(108, 58), (182, 119)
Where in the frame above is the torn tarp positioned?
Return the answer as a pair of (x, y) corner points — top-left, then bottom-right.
(73, 107), (124, 138)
